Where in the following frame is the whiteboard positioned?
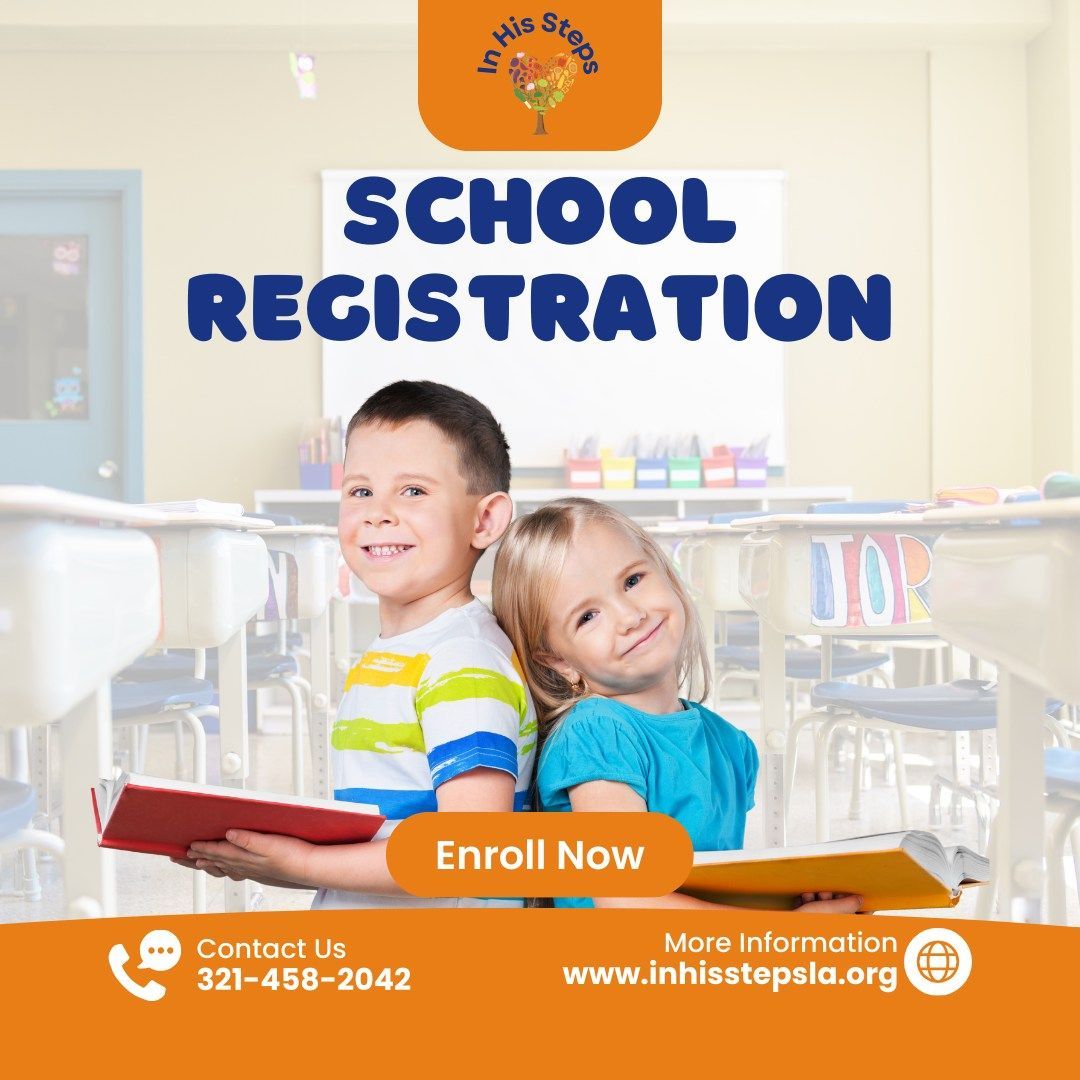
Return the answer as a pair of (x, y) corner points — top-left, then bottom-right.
(322, 170), (786, 466)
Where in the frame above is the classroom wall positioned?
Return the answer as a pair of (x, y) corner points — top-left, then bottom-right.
(1028, 0), (1080, 480)
(1, 42), (1036, 505)
(930, 45), (1032, 491)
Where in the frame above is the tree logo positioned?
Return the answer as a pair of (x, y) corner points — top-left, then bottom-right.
(508, 52), (577, 136)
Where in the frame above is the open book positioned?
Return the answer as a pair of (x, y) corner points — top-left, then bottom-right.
(92, 773), (384, 859)
(680, 832), (990, 913)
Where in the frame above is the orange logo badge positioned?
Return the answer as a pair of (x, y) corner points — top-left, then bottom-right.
(418, 1), (661, 150)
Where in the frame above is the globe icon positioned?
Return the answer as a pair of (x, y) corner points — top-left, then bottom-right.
(916, 940), (959, 983)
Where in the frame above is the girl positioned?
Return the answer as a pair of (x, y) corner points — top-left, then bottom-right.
(492, 497), (860, 913)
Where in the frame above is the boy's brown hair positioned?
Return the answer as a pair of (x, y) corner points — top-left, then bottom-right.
(346, 380), (511, 495)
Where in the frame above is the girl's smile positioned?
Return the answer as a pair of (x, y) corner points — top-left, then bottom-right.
(620, 616), (667, 656)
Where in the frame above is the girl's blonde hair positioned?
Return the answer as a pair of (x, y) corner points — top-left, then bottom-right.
(492, 498), (711, 732)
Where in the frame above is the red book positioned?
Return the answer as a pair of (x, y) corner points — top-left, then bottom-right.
(92, 773), (385, 859)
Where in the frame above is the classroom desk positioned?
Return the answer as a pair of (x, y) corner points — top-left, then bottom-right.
(646, 524), (715, 698)
(262, 525), (340, 799)
(0, 486), (164, 917)
(923, 497), (1080, 922)
(142, 511), (274, 912)
(143, 512), (274, 784)
(646, 522), (755, 710)
(731, 512), (937, 847)
(648, 521), (760, 618)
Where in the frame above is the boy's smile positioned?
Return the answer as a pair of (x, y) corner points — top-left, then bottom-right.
(360, 543), (415, 561)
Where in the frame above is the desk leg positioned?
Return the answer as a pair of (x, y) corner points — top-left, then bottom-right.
(332, 595), (352, 682)
(994, 670), (1045, 923)
(62, 685), (115, 918)
(218, 627), (251, 912)
(759, 619), (787, 847)
(310, 607), (333, 800)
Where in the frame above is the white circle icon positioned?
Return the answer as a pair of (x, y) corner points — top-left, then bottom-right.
(903, 927), (972, 996)
(137, 929), (183, 972)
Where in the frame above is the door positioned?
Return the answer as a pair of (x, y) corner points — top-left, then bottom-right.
(0, 178), (140, 499)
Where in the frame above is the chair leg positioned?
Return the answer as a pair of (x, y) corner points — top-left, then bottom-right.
(891, 730), (909, 829)
(975, 817), (998, 919)
(848, 724), (865, 821)
(4, 729), (42, 900)
(784, 711), (826, 822)
(1069, 819), (1080, 919)
(125, 725), (139, 773)
(1045, 804), (1080, 925)
(950, 731), (970, 827)
(136, 725), (150, 773)
(179, 711), (207, 786)
(281, 677), (307, 795)
(1043, 713), (1071, 749)
(179, 710), (208, 914)
(0, 829), (65, 861)
(868, 667), (894, 690)
(173, 719), (187, 777)
(814, 716), (847, 842)
(30, 725), (51, 826)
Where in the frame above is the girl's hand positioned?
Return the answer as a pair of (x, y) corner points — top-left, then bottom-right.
(184, 830), (315, 884)
(794, 891), (863, 914)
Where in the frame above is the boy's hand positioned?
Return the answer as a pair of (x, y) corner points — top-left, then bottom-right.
(183, 831), (315, 884)
(794, 892), (863, 914)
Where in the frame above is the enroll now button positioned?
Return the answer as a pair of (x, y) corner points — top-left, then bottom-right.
(386, 812), (692, 898)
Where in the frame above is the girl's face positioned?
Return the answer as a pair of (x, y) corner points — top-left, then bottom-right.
(543, 522), (685, 701)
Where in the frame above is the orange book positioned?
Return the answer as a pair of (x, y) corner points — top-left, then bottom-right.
(680, 832), (989, 913)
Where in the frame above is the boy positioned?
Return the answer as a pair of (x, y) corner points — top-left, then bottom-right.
(185, 381), (537, 906)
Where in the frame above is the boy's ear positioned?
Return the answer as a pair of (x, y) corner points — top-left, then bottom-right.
(472, 491), (513, 551)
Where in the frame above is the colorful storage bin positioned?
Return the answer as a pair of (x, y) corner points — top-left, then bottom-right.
(565, 456), (603, 489)
(635, 456), (668, 489)
(733, 448), (768, 488)
(601, 456), (636, 489)
(702, 446), (736, 488)
(667, 456), (702, 488)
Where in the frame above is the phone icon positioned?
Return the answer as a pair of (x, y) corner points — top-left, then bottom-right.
(109, 944), (166, 1001)
(108, 929), (181, 1001)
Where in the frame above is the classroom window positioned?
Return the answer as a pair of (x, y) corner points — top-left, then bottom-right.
(0, 234), (90, 421)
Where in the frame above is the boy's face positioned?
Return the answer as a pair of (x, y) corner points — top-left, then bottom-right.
(339, 419), (489, 608)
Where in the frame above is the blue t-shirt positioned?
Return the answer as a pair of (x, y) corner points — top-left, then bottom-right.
(537, 696), (759, 908)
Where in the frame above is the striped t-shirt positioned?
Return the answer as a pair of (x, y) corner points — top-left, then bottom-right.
(314, 598), (537, 909)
